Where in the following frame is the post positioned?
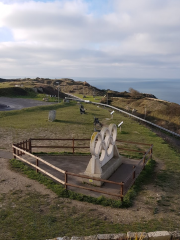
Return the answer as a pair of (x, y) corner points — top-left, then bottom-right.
(72, 138), (74, 154)
(13, 147), (16, 159)
(17, 144), (19, 156)
(23, 141), (25, 154)
(36, 159), (39, 173)
(120, 182), (124, 201)
(29, 138), (32, 153)
(65, 171), (68, 190)
(143, 155), (146, 169)
(19, 142), (22, 156)
(58, 85), (59, 103)
(20, 142), (23, 156)
(150, 145), (153, 160)
(133, 166), (135, 179)
(25, 140), (27, 151)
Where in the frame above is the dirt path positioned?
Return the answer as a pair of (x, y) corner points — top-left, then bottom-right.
(0, 151), (56, 196)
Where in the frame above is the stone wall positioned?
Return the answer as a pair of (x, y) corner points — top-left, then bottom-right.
(47, 230), (180, 240)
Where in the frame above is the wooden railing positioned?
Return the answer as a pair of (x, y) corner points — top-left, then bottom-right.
(12, 138), (153, 201)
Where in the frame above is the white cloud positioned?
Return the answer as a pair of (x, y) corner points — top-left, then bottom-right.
(0, 0), (180, 78)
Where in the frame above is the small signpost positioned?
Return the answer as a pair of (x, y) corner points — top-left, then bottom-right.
(110, 110), (114, 119)
(118, 121), (123, 132)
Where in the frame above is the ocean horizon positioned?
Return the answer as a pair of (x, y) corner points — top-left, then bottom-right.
(1, 76), (180, 105)
(75, 77), (180, 105)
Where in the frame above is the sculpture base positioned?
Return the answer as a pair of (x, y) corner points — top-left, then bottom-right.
(82, 156), (122, 186)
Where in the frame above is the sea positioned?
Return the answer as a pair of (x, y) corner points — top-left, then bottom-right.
(2, 76), (180, 105)
(73, 77), (180, 105)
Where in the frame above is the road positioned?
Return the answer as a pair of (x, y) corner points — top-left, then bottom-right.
(0, 97), (55, 111)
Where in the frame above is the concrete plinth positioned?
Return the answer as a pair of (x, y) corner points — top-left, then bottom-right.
(82, 156), (122, 186)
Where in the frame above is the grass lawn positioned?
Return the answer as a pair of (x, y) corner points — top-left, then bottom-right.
(0, 101), (180, 239)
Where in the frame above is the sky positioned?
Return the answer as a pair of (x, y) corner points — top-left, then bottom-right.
(0, 0), (180, 79)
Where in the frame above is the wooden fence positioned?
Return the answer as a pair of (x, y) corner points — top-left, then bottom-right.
(12, 138), (153, 201)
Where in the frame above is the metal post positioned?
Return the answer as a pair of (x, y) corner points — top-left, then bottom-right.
(56, 82), (60, 103)
(36, 159), (39, 173)
(58, 85), (59, 103)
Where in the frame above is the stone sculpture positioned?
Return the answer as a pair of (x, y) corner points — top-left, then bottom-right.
(83, 123), (122, 186)
(48, 110), (56, 122)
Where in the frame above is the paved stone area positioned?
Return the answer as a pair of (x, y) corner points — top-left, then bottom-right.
(24, 154), (140, 198)
(0, 97), (55, 111)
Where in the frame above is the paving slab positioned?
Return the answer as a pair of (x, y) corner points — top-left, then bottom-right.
(22, 154), (140, 199)
(148, 231), (171, 240)
(0, 97), (55, 111)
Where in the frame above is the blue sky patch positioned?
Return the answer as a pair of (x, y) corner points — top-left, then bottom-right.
(0, 27), (14, 42)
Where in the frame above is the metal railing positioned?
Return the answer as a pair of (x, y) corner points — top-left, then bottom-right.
(64, 93), (180, 138)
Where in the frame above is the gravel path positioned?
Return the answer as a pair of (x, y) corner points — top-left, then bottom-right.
(0, 97), (55, 111)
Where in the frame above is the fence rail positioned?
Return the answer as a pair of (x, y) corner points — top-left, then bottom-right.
(64, 92), (180, 138)
(92, 102), (180, 138)
(25, 138), (151, 156)
(12, 138), (153, 201)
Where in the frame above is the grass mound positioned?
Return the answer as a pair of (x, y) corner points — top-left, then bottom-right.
(0, 87), (36, 97)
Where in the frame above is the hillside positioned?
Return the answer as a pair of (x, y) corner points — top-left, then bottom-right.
(108, 97), (180, 134)
(0, 77), (105, 96)
(1, 102), (180, 238)
(0, 77), (180, 134)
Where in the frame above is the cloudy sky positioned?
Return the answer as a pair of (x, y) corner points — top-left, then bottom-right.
(0, 0), (180, 79)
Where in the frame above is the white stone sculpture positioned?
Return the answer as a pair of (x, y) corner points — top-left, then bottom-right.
(83, 123), (122, 186)
(48, 110), (56, 122)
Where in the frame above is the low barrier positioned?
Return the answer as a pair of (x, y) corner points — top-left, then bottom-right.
(65, 93), (180, 138)
(12, 138), (153, 201)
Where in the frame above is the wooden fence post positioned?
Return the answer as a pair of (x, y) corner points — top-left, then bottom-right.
(120, 182), (124, 201)
(17, 143), (19, 156)
(23, 141), (25, 154)
(19, 142), (22, 156)
(65, 171), (68, 190)
(13, 146), (16, 159)
(72, 138), (74, 154)
(25, 140), (28, 152)
(36, 159), (39, 173)
(29, 138), (32, 153)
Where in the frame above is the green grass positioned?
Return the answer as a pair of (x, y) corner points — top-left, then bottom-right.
(1, 101), (180, 238)
(1, 190), (178, 240)
(73, 93), (103, 103)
